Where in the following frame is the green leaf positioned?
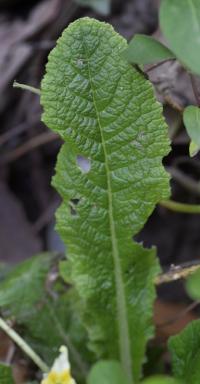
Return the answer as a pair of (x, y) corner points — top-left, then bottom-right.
(0, 253), (55, 318)
(169, 320), (200, 384)
(160, 0), (200, 75)
(41, 17), (170, 382)
(189, 140), (199, 157)
(183, 106), (200, 157)
(75, 0), (110, 15)
(186, 268), (200, 300)
(142, 376), (180, 384)
(124, 34), (175, 65)
(87, 361), (131, 384)
(0, 364), (14, 384)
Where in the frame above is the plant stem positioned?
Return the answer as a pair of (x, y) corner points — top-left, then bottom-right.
(160, 199), (200, 214)
(0, 316), (49, 372)
(13, 81), (41, 95)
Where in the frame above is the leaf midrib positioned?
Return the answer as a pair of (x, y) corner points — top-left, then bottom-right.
(82, 34), (133, 383)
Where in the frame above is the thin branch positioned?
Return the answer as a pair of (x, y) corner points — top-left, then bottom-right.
(145, 58), (176, 73)
(155, 261), (200, 285)
(167, 166), (200, 196)
(163, 95), (184, 114)
(189, 74), (200, 106)
(160, 199), (200, 214)
(0, 117), (40, 147)
(0, 316), (49, 372)
(0, 131), (60, 165)
(32, 200), (60, 233)
(13, 81), (41, 96)
(157, 300), (200, 328)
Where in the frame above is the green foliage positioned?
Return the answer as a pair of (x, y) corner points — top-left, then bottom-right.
(0, 253), (54, 318)
(183, 106), (200, 157)
(186, 268), (200, 300)
(160, 0), (200, 75)
(75, 0), (110, 15)
(124, 34), (174, 65)
(0, 254), (91, 382)
(0, 364), (14, 384)
(41, 17), (170, 382)
(168, 320), (200, 384)
(87, 361), (131, 384)
(142, 376), (180, 384)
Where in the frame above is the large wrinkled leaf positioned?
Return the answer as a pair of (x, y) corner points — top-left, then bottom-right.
(87, 361), (131, 384)
(169, 320), (200, 384)
(41, 18), (170, 382)
(0, 364), (14, 384)
(124, 34), (174, 65)
(160, 0), (200, 75)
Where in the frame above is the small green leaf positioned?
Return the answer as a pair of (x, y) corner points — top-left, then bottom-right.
(142, 375), (180, 384)
(189, 140), (199, 157)
(75, 0), (110, 15)
(169, 320), (200, 384)
(160, 0), (200, 75)
(183, 106), (200, 157)
(0, 364), (14, 384)
(87, 361), (131, 384)
(124, 34), (175, 64)
(186, 268), (200, 300)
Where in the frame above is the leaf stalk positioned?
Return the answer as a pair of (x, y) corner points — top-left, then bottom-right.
(13, 81), (41, 95)
(160, 199), (200, 214)
(0, 316), (49, 373)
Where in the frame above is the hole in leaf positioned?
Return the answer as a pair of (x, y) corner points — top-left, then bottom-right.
(69, 199), (79, 216)
(77, 156), (91, 173)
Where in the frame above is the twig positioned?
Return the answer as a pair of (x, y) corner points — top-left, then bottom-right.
(167, 166), (200, 196)
(155, 261), (200, 285)
(0, 131), (60, 165)
(0, 316), (49, 372)
(164, 95), (184, 114)
(145, 59), (176, 73)
(0, 117), (40, 146)
(5, 344), (16, 365)
(13, 81), (41, 96)
(189, 74), (200, 106)
(160, 199), (200, 214)
(157, 300), (200, 328)
(32, 200), (60, 233)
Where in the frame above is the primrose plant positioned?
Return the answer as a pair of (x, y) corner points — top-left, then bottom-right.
(1, 1), (200, 384)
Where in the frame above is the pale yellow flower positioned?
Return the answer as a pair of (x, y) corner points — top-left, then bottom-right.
(41, 346), (76, 384)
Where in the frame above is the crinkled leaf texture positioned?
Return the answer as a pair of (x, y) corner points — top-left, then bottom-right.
(41, 18), (170, 383)
(169, 320), (200, 384)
